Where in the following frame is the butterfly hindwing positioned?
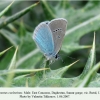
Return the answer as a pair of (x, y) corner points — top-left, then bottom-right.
(49, 18), (67, 54)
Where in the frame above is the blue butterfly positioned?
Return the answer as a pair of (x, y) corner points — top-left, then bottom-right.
(33, 18), (67, 62)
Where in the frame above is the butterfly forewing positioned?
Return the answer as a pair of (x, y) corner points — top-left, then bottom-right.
(49, 18), (67, 54)
(33, 22), (54, 58)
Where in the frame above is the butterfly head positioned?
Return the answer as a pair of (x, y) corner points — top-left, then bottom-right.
(45, 53), (60, 62)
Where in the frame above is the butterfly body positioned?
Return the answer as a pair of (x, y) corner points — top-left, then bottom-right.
(33, 18), (67, 61)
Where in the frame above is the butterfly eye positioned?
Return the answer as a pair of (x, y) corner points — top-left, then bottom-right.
(55, 55), (58, 58)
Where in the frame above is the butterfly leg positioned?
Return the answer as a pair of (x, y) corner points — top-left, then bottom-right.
(55, 54), (63, 62)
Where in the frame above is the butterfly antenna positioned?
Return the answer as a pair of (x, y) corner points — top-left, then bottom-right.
(66, 55), (76, 59)
(59, 56), (63, 62)
(59, 53), (76, 60)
